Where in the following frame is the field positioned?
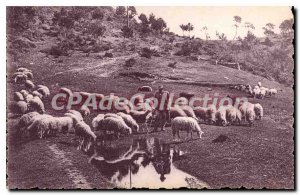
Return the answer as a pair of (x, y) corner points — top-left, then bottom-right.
(7, 32), (294, 189)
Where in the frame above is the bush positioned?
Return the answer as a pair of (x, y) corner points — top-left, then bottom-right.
(104, 52), (113, 58)
(121, 26), (134, 38)
(125, 58), (136, 67)
(140, 47), (152, 58)
(91, 8), (105, 20)
(115, 6), (126, 16)
(174, 40), (202, 56)
(263, 37), (274, 47)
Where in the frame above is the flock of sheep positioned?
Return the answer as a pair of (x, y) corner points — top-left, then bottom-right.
(10, 67), (268, 155)
(232, 82), (278, 99)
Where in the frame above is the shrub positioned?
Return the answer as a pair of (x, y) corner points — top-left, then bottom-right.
(121, 26), (134, 38)
(115, 6), (126, 16)
(91, 8), (105, 20)
(125, 58), (136, 67)
(140, 47), (152, 58)
(104, 52), (113, 58)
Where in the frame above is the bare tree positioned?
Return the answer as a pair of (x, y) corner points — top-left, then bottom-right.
(233, 16), (242, 40)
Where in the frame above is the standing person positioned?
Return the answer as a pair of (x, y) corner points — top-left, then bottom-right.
(153, 85), (171, 131)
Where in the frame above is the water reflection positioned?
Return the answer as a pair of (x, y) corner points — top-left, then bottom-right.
(90, 137), (209, 189)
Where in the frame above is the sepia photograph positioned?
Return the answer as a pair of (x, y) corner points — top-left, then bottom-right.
(6, 5), (294, 189)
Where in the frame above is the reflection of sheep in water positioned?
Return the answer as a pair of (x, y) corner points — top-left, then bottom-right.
(74, 121), (96, 153)
(129, 109), (152, 132)
(171, 117), (203, 140)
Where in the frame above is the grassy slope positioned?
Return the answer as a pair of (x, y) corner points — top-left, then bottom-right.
(7, 29), (294, 189)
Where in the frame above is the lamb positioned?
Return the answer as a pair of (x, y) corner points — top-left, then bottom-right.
(216, 106), (230, 126)
(79, 105), (90, 117)
(28, 96), (45, 114)
(226, 106), (242, 125)
(14, 92), (24, 101)
(92, 114), (105, 131)
(171, 117), (203, 140)
(10, 101), (28, 114)
(117, 112), (139, 133)
(24, 80), (35, 90)
(254, 103), (263, 120)
(138, 86), (153, 92)
(32, 90), (43, 99)
(37, 85), (50, 97)
(99, 116), (132, 138)
(74, 121), (96, 152)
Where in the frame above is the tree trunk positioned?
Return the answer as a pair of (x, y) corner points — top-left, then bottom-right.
(233, 26), (237, 40)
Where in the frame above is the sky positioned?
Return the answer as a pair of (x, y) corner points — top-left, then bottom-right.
(135, 6), (293, 39)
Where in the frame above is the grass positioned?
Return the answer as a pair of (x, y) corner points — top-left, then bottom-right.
(6, 33), (294, 189)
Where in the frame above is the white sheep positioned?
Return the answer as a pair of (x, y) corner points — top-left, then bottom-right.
(238, 102), (255, 126)
(65, 110), (83, 121)
(59, 87), (73, 98)
(20, 90), (29, 97)
(14, 92), (24, 101)
(176, 97), (189, 106)
(17, 67), (31, 72)
(194, 104), (217, 124)
(92, 114), (105, 131)
(11, 101), (28, 114)
(32, 90), (43, 99)
(28, 96), (45, 114)
(226, 106), (242, 125)
(253, 86), (261, 98)
(129, 109), (152, 132)
(117, 112), (139, 133)
(269, 88), (278, 96)
(53, 116), (76, 134)
(74, 121), (96, 152)
(17, 112), (40, 137)
(171, 117), (203, 140)
(14, 74), (28, 84)
(79, 105), (90, 117)
(181, 105), (198, 121)
(216, 106), (229, 126)
(25, 94), (34, 103)
(26, 115), (56, 139)
(24, 71), (33, 80)
(25, 80), (35, 91)
(254, 103), (263, 120)
(37, 85), (50, 97)
(99, 116), (132, 138)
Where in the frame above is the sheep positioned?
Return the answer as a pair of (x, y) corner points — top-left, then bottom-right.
(14, 92), (24, 101)
(59, 87), (73, 98)
(17, 111), (40, 137)
(138, 86), (153, 92)
(269, 88), (278, 96)
(79, 105), (90, 117)
(176, 97), (189, 106)
(28, 96), (45, 114)
(259, 88), (267, 99)
(238, 102), (255, 126)
(20, 90), (29, 97)
(74, 121), (96, 152)
(254, 103), (263, 120)
(104, 113), (123, 120)
(117, 112), (139, 133)
(180, 105), (198, 121)
(92, 114), (105, 131)
(32, 90), (43, 99)
(129, 109), (152, 132)
(194, 107), (209, 122)
(10, 101), (28, 114)
(226, 106), (242, 125)
(53, 116), (76, 134)
(25, 94), (34, 103)
(24, 71), (33, 80)
(65, 110), (83, 121)
(37, 85), (50, 97)
(171, 117), (203, 140)
(26, 115), (56, 139)
(25, 80), (35, 90)
(216, 106), (229, 126)
(99, 116), (132, 138)
(14, 74), (28, 84)
(169, 106), (188, 119)
(253, 86), (261, 98)
(17, 67), (31, 72)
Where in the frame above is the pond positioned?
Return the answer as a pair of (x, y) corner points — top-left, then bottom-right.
(90, 137), (209, 189)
